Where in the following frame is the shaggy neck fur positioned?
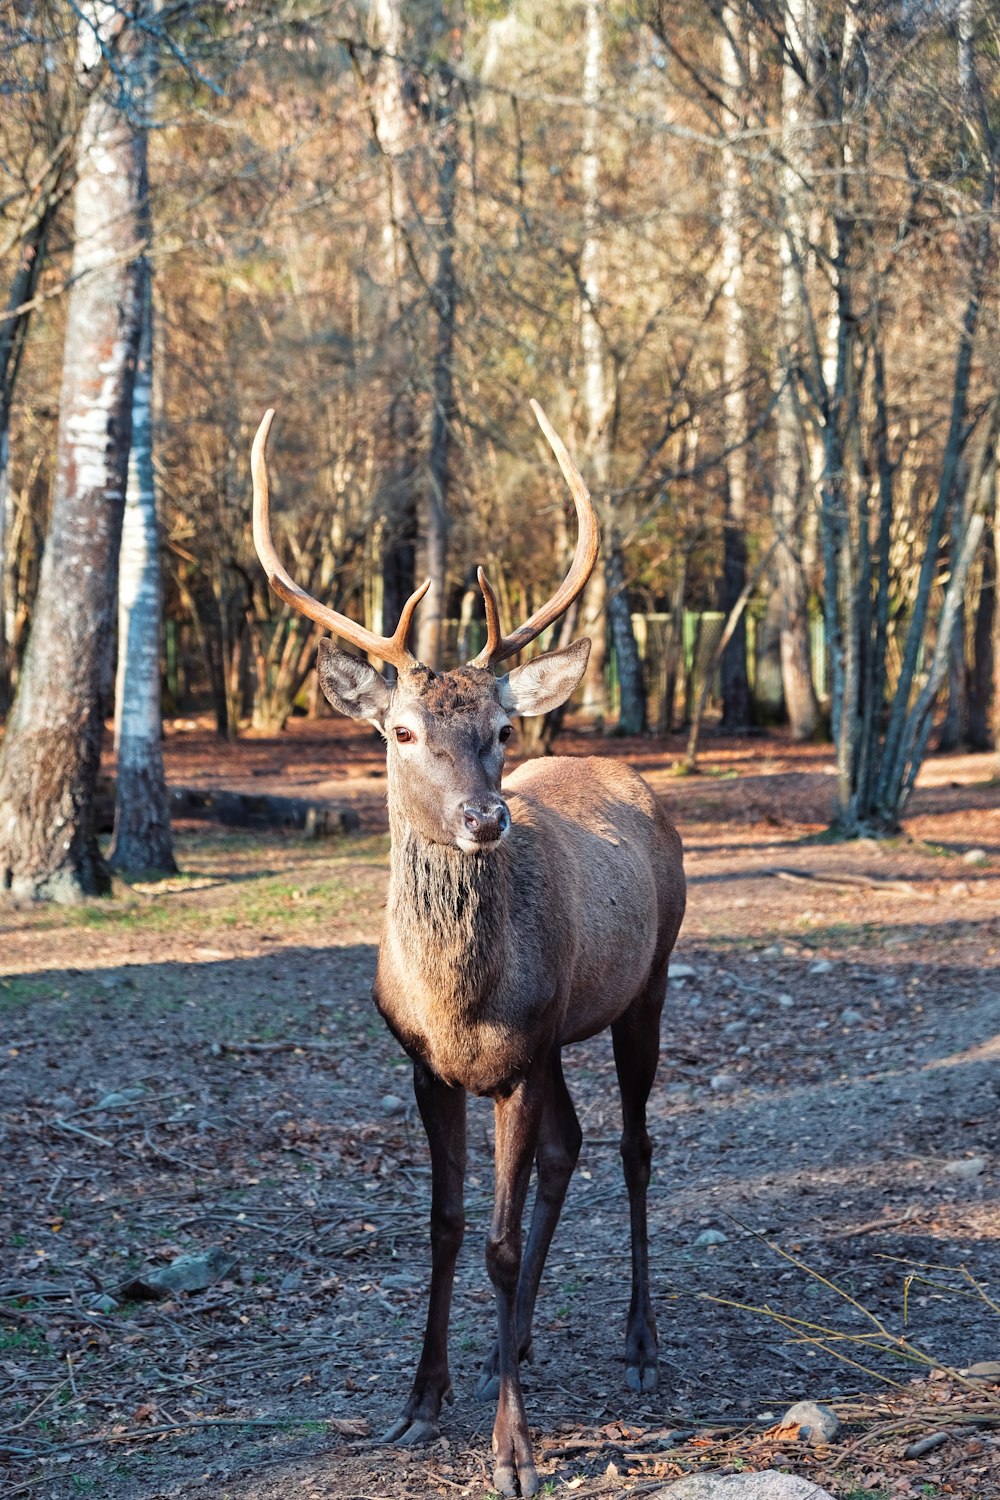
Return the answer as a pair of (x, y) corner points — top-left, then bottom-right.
(388, 802), (512, 1016)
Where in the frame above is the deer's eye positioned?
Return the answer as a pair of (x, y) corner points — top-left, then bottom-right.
(499, 725), (512, 743)
(394, 726), (414, 744)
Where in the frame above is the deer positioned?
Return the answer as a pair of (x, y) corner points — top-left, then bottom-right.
(250, 400), (686, 1499)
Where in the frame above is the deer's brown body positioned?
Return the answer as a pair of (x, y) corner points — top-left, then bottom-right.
(251, 404), (685, 1498)
(378, 751), (683, 1095)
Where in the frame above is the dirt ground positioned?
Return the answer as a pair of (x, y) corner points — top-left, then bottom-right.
(2, 721), (999, 1500)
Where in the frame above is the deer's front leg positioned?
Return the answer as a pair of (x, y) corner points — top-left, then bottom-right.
(487, 1064), (548, 1499)
(384, 1060), (466, 1446)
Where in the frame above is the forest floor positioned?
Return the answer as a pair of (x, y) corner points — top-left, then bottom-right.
(1, 721), (999, 1500)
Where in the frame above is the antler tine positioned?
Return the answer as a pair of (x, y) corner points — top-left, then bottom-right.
(469, 400), (600, 670)
(252, 409), (427, 671)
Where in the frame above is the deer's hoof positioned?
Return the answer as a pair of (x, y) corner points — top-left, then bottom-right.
(381, 1416), (441, 1446)
(625, 1361), (658, 1394)
(493, 1459), (539, 1498)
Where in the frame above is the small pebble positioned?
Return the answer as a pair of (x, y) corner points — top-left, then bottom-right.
(963, 848), (988, 866)
(380, 1094), (406, 1117)
(943, 1156), (986, 1178)
(670, 963), (697, 979)
(839, 1008), (864, 1026)
(709, 1072), (737, 1092)
(809, 959), (834, 975)
(777, 1399), (841, 1445)
(694, 1228), (728, 1247)
(723, 1020), (748, 1036)
(777, 994), (795, 1009)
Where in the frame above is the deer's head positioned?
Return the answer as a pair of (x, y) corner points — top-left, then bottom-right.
(251, 402), (598, 853)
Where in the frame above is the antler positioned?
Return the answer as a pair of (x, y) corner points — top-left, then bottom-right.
(470, 399), (600, 669)
(251, 409), (429, 671)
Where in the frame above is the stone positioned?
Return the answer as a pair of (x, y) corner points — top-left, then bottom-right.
(774, 1400), (841, 1446)
(96, 1085), (147, 1110)
(943, 1156), (987, 1179)
(839, 1008), (864, 1026)
(963, 848), (988, 866)
(961, 1360), (1000, 1385)
(670, 963), (698, 979)
(777, 994), (794, 1009)
(119, 1247), (237, 1301)
(694, 1229), (728, 1247)
(808, 960), (834, 975)
(709, 1073), (737, 1093)
(380, 1094), (406, 1117)
(723, 1020), (748, 1037)
(652, 1471), (835, 1499)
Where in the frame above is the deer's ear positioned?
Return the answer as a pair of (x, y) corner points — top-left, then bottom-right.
(317, 639), (391, 726)
(498, 637), (591, 718)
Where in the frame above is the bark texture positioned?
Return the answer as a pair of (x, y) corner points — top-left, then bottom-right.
(773, 0), (820, 740)
(109, 265), (175, 872)
(718, 1), (752, 731)
(0, 11), (144, 900)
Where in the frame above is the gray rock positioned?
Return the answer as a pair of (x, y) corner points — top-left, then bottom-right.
(808, 959), (834, 975)
(88, 1293), (119, 1314)
(380, 1093), (406, 1117)
(723, 1020), (748, 1037)
(694, 1228), (728, 1247)
(776, 1400), (841, 1445)
(709, 1072), (738, 1093)
(961, 1360), (1000, 1385)
(943, 1156), (987, 1178)
(96, 1085), (147, 1110)
(670, 963), (698, 979)
(777, 994), (794, 1009)
(653, 1471), (835, 1499)
(119, 1247), (236, 1301)
(963, 848), (988, 866)
(839, 1008), (865, 1026)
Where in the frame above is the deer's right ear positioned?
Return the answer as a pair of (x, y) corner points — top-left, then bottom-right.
(316, 639), (391, 726)
(498, 637), (591, 717)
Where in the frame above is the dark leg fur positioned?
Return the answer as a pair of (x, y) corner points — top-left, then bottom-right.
(477, 1050), (582, 1400)
(384, 1061), (467, 1444)
(612, 972), (667, 1395)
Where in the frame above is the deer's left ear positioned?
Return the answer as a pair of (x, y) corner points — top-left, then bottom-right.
(497, 638), (591, 718)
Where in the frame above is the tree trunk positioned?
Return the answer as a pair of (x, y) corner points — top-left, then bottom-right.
(0, 8), (145, 900)
(109, 263), (175, 873)
(773, 0), (820, 740)
(967, 516), (994, 750)
(416, 59), (458, 671)
(0, 170), (68, 712)
(718, 1), (752, 732)
(578, 0), (610, 726)
(368, 0), (420, 659)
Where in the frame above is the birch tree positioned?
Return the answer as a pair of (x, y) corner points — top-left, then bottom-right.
(0, 4), (146, 899)
(772, 0), (820, 739)
(108, 266), (175, 873)
(717, 1), (752, 730)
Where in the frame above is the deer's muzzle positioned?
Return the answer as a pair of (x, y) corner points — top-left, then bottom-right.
(459, 798), (510, 849)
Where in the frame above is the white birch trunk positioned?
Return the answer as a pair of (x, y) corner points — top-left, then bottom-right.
(773, 0), (820, 739)
(368, 0), (419, 658)
(577, 0), (609, 723)
(718, 3), (751, 728)
(109, 267), (175, 871)
(0, 3), (145, 899)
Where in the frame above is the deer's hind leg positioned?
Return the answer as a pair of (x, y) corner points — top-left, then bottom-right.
(612, 969), (667, 1395)
(476, 1048), (581, 1401)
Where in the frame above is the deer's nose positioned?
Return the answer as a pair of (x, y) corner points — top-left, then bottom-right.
(461, 799), (510, 844)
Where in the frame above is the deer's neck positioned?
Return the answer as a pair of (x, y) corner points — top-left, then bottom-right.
(388, 817), (512, 1008)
